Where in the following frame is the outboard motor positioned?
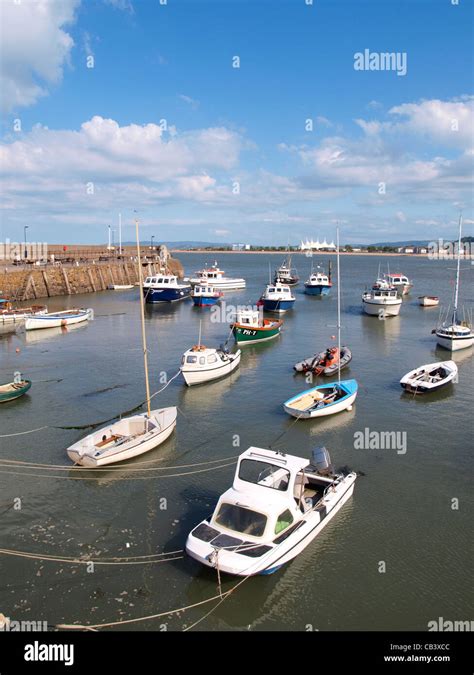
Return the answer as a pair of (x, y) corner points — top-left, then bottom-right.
(311, 446), (333, 475)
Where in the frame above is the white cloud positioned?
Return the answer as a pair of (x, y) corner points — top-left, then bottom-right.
(103, 0), (134, 12)
(179, 94), (199, 110)
(0, 0), (79, 112)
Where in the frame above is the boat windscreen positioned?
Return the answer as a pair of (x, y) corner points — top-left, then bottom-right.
(238, 459), (290, 491)
(215, 503), (267, 537)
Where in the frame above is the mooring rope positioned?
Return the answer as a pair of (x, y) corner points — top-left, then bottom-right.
(0, 547), (183, 566)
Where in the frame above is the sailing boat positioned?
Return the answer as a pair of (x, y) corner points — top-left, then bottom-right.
(67, 219), (177, 467)
(434, 215), (474, 352)
(283, 228), (358, 419)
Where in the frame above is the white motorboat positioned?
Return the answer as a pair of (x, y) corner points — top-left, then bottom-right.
(419, 296), (439, 307)
(385, 273), (413, 295)
(67, 407), (177, 467)
(186, 445), (356, 576)
(434, 215), (474, 352)
(181, 344), (241, 386)
(66, 219), (177, 467)
(25, 308), (93, 331)
(188, 262), (246, 290)
(362, 288), (402, 317)
(400, 360), (457, 395)
(108, 284), (134, 290)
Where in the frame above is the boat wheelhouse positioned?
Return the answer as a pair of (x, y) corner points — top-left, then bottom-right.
(180, 344), (241, 385)
(186, 446), (356, 576)
(274, 257), (299, 286)
(304, 270), (332, 296)
(143, 275), (191, 303)
(191, 285), (223, 307)
(385, 273), (412, 296)
(0, 300), (48, 325)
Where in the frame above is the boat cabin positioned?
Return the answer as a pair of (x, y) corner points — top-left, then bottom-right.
(181, 346), (227, 368)
(265, 283), (292, 297)
(209, 447), (335, 542)
(193, 285), (219, 296)
(386, 274), (410, 285)
(144, 275), (180, 287)
(234, 308), (261, 327)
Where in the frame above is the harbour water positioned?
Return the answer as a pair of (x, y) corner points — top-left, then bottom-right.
(1, 253), (472, 631)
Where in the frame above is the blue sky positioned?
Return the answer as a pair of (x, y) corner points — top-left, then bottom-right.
(0, 0), (473, 245)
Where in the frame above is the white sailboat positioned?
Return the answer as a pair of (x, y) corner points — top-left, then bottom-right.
(434, 215), (474, 352)
(283, 228), (358, 419)
(67, 219), (177, 467)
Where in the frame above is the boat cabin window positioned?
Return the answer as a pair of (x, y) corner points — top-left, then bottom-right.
(215, 503), (267, 537)
(268, 287), (275, 293)
(199, 356), (206, 365)
(186, 355), (198, 364)
(238, 459), (290, 491)
(275, 509), (294, 535)
(207, 354), (217, 364)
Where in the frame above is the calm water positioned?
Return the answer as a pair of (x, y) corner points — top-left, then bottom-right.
(1, 253), (473, 631)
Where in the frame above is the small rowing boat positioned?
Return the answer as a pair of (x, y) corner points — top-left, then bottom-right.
(108, 284), (134, 290)
(419, 296), (439, 307)
(25, 308), (93, 331)
(400, 361), (457, 394)
(0, 378), (32, 403)
(0, 299), (47, 325)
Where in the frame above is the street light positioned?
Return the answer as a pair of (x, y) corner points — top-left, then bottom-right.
(151, 235), (155, 250)
(24, 225), (29, 261)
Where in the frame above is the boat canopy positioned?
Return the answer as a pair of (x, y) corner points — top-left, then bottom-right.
(232, 447), (309, 501)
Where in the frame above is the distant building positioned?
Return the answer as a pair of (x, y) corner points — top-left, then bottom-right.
(232, 243), (250, 251)
(300, 237), (336, 251)
(397, 246), (415, 254)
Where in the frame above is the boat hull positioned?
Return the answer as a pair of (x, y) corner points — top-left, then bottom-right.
(144, 287), (191, 303)
(232, 321), (282, 344)
(304, 284), (331, 296)
(192, 296), (220, 307)
(25, 310), (92, 330)
(419, 296), (439, 307)
(181, 352), (241, 386)
(283, 380), (358, 419)
(263, 299), (295, 313)
(400, 361), (457, 394)
(67, 408), (177, 467)
(436, 332), (474, 351)
(362, 299), (401, 316)
(0, 380), (32, 403)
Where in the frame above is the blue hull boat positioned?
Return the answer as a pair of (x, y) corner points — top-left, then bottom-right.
(304, 284), (331, 296)
(283, 379), (358, 419)
(263, 298), (295, 313)
(192, 295), (220, 307)
(144, 286), (191, 303)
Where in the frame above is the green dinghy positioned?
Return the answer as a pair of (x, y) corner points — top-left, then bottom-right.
(0, 379), (32, 403)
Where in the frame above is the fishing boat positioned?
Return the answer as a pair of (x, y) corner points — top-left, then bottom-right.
(108, 284), (134, 290)
(261, 282), (295, 313)
(385, 273), (413, 296)
(25, 308), (93, 331)
(0, 378), (32, 403)
(188, 262), (246, 290)
(191, 285), (223, 307)
(419, 296), (439, 307)
(231, 308), (282, 344)
(400, 361), (457, 394)
(284, 228), (358, 419)
(304, 263), (332, 296)
(67, 220), (177, 468)
(180, 344), (241, 386)
(186, 445), (356, 576)
(294, 346), (352, 376)
(273, 255), (299, 285)
(362, 288), (402, 317)
(434, 215), (474, 352)
(0, 299), (47, 325)
(143, 274), (191, 303)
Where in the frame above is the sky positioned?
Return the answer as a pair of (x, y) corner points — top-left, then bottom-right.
(0, 0), (473, 245)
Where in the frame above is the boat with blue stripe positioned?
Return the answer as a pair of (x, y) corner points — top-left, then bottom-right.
(143, 274), (192, 303)
(304, 264), (332, 296)
(261, 282), (295, 313)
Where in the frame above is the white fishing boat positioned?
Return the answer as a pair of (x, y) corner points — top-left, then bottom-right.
(66, 219), (177, 467)
(434, 215), (474, 352)
(25, 308), (93, 331)
(362, 288), (402, 317)
(0, 299), (47, 325)
(186, 445), (356, 576)
(385, 273), (413, 295)
(108, 284), (134, 290)
(400, 361), (457, 395)
(284, 228), (358, 420)
(419, 296), (439, 307)
(180, 344), (241, 386)
(187, 262), (246, 290)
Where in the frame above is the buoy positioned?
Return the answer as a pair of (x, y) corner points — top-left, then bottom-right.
(331, 335), (336, 340)
(347, 405), (353, 411)
(15, 348), (20, 353)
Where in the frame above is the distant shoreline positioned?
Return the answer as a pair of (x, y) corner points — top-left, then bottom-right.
(170, 249), (432, 257)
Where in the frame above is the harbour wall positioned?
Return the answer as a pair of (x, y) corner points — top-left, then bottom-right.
(0, 257), (184, 302)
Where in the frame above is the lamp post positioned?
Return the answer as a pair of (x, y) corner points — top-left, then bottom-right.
(151, 235), (155, 250)
(24, 225), (29, 262)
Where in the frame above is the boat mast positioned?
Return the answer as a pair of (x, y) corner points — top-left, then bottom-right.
(135, 218), (152, 417)
(452, 213), (462, 326)
(336, 226), (341, 385)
